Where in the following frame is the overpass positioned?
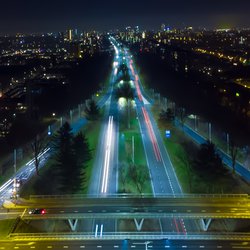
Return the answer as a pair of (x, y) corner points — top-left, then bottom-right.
(6, 194), (250, 232)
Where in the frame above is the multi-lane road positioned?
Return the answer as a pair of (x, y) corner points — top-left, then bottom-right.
(0, 37), (249, 248)
(1, 239), (250, 250)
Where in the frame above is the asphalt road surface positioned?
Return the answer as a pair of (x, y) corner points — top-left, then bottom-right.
(1, 239), (250, 250)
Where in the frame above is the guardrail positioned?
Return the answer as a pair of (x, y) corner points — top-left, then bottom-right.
(21, 212), (250, 220)
(9, 232), (250, 241)
(29, 193), (249, 200)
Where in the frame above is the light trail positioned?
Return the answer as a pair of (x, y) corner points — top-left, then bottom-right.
(101, 116), (114, 193)
(142, 107), (161, 162)
(0, 147), (51, 197)
(0, 179), (13, 193)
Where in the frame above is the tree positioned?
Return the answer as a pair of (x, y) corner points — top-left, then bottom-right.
(52, 122), (75, 192)
(159, 108), (174, 122)
(84, 99), (99, 120)
(229, 140), (239, 174)
(51, 122), (92, 193)
(72, 132), (92, 191)
(178, 151), (193, 192)
(117, 63), (130, 81)
(119, 162), (128, 193)
(194, 141), (225, 179)
(177, 107), (186, 128)
(31, 134), (49, 176)
(127, 164), (150, 194)
(115, 82), (134, 128)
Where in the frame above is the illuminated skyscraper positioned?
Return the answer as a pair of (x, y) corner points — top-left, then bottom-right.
(161, 23), (166, 32)
(66, 29), (73, 41)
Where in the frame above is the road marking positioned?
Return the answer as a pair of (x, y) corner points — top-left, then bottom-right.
(80, 246), (85, 248)
(30, 247), (35, 249)
(63, 246), (69, 249)
(74, 210), (78, 213)
(97, 246), (102, 248)
(182, 246), (187, 248)
(114, 246), (119, 248)
(199, 246), (205, 248)
(21, 208), (26, 218)
(47, 247), (52, 249)
(165, 246), (170, 248)
(217, 246), (222, 248)
(60, 211), (64, 213)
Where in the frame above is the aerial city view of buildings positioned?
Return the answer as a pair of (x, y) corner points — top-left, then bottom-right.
(0, 0), (249, 249)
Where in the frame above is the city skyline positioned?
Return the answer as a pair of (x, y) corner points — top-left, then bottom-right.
(1, 0), (250, 34)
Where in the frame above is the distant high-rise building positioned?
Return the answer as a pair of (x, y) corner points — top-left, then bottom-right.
(0, 83), (2, 98)
(161, 23), (166, 32)
(66, 29), (73, 41)
(239, 36), (244, 45)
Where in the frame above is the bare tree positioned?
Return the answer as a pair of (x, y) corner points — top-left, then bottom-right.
(128, 164), (150, 194)
(31, 134), (48, 176)
(119, 162), (127, 192)
(230, 140), (239, 174)
(177, 107), (186, 128)
(179, 152), (193, 192)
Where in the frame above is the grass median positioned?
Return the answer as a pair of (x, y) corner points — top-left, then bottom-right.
(118, 105), (152, 194)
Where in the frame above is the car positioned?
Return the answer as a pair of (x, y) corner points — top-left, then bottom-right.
(28, 208), (46, 215)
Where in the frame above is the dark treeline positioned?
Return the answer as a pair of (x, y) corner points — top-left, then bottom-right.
(134, 52), (250, 145)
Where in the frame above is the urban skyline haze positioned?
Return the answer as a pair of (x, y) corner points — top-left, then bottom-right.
(1, 0), (250, 34)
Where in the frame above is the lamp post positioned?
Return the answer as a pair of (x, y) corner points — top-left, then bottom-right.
(132, 136), (135, 164)
(13, 149), (17, 201)
(208, 122), (212, 142)
(70, 110), (73, 124)
(227, 133), (230, 154)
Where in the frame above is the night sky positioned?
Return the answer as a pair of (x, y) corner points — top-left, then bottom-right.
(1, 0), (250, 34)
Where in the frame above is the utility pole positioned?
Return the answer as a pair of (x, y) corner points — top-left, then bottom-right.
(60, 117), (63, 127)
(13, 149), (17, 200)
(78, 104), (81, 119)
(132, 136), (135, 164)
(194, 115), (197, 131)
(226, 133), (230, 154)
(70, 110), (73, 124)
(208, 122), (212, 142)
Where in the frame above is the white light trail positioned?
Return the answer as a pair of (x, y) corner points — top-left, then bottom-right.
(101, 116), (114, 193)
(0, 179), (13, 193)
(95, 224), (98, 238)
(100, 224), (103, 237)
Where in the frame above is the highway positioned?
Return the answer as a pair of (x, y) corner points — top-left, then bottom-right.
(122, 47), (198, 234)
(1, 238), (250, 250)
(87, 38), (121, 238)
(1, 37), (249, 248)
(6, 195), (249, 220)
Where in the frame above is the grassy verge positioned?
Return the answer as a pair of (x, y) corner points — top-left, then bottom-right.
(151, 105), (250, 194)
(20, 108), (104, 197)
(0, 219), (16, 238)
(118, 105), (152, 194)
(79, 113), (103, 194)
